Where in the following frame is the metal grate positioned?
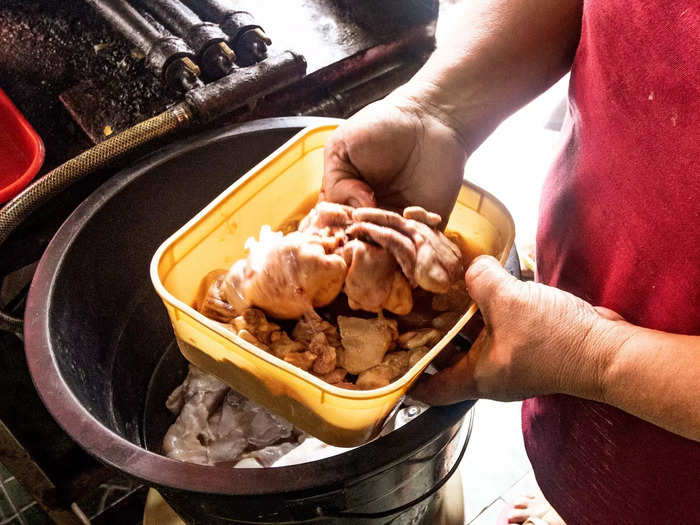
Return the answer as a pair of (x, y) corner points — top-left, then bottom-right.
(0, 461), (145, 525)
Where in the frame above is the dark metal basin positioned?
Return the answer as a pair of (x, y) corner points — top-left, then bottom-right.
(24, 117), (477, 524)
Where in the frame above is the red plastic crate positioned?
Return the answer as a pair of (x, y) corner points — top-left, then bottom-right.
(0, 88), (45, 203)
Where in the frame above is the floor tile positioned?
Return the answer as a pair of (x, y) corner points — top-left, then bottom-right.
(77, 474), (140, 519)
(0, 490), (16, 521)
(0, 465), (11, 484)
(460, 400), (531, 522)
(20, 504), (50, 525)
(1, 480), (32, 514)
(0, 492), (13, 520)
(502, 471), (539, 504)
(469, 497), (508, 525)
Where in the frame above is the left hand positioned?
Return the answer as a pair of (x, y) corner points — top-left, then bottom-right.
(411, 255), (620, 404)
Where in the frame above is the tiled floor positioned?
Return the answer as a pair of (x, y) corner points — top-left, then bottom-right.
(0, 463), (50, 525)
(459, 400), (534, 524)
(0, 458), (142, 525)
(459, 401), (545, 524)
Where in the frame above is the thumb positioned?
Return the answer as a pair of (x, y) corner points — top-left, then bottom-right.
(322, 135), (376, 208)
(464, 255), (517, 313)
(320, 176), (376, 208)
(410, 329), (489, 405)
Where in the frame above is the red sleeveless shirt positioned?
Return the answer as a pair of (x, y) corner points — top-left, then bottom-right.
(524, 1), (700, 524)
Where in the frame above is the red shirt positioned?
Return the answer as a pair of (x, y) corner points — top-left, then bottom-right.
(524, 1), (700, 523)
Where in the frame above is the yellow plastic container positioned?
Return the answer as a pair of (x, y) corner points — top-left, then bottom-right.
(151, 123), (515, 447)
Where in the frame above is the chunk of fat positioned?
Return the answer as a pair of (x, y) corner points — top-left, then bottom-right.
(337, 316), (398, 374)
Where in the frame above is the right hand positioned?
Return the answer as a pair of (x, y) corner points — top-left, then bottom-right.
(321, 94), (469, 221)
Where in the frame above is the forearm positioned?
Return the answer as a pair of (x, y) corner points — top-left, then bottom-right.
(392, 0), (583, 152)
(577, 320), (700, 441)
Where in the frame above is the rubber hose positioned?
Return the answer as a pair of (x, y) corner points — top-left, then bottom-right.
(0, 102), (192, 334)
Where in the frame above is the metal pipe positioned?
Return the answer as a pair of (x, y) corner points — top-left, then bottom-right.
(0, 51), (306, 334)
(137, 6), (171, 37)
(84, 0), (202, 92)
(145, 0), (202, 31)
(298, 61), (423, 118)
(182, 0), (271, 66)
(184, 51), (306, 122)
(141, 0), (236, 79)
(89, 0), (161, 48)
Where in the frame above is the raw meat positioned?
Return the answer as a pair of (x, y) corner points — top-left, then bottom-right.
(162, 367), (430, 469)
(432, 280), (470, 312)
(348, 207), (464, 293)
(297, 201), (353, 250)
(231, 308), (280, 344)
(195, 270), (237, 323)
(313, 367), (347, 384)
(292, 314), (341, 347)
(162, 366), (296, 466)
(208, 203), (465, 322)
(340, 239), (412, 315)
(222, 226), (347, 319)
(308, 332), (337, 374)
(337, 316), (398, 374)
(355, 349), (423, 390)
(398, 328), (442, 349)
(431, 311), (462, 331)
(191, 203), (469, 391)
(269, 331), (304, 359)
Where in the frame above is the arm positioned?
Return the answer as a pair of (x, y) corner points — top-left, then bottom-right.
(411, 256), (700, 442)
(600, 324), (700, 441)
(395, 0), (583, 151)
(322, 0), (583, 218)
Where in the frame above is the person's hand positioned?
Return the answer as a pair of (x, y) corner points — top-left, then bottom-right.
(411, 255), (623, 404)
(321, 94), (469, 221)
(347, 207), (464, 293)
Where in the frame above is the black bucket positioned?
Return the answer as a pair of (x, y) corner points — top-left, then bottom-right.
(24, 117), (485, 524)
